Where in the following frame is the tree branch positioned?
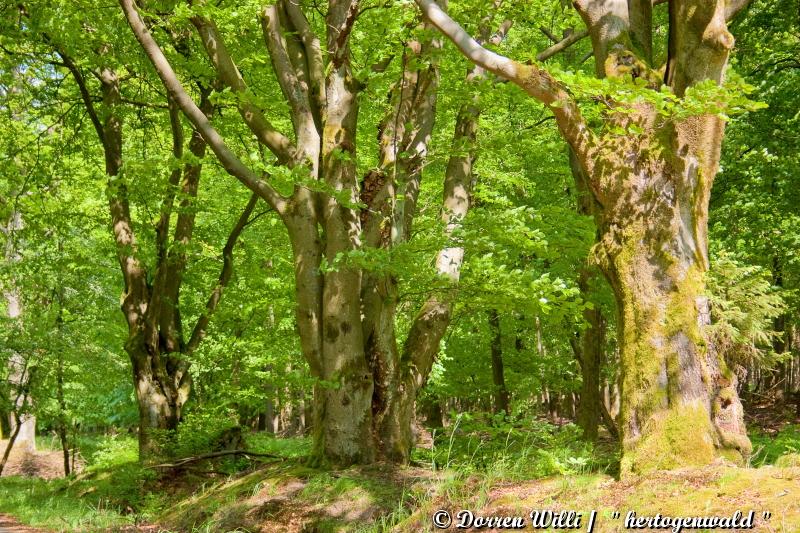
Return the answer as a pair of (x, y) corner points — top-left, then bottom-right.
(56, 51), (104, 144)
(119, 0), (288, 214)
(537, 29), (589, 61)
(725, 0), (752, 20)
(186, 192), (260, 355)
(283, 0), (326, 116)
(653, 0), (750, 21)
(190, 15), (295, 163)
(413, 0), (596, 175)
(148, 449), (283, 469)
(260, 3), (320, 158)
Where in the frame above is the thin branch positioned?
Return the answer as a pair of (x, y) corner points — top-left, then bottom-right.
(537, 29), (589, 61)
(725, 0), (753, 20)
(539, 26), (559, 43)
(56, 52), (104, 143)
(185, 193), (260, 355)
(148, 449), (283, 469)
(120, 97), (169, 109)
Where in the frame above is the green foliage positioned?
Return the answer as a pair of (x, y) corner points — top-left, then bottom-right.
(172, 407), (241, 458)
(86, 436), (139, 470)
(553, 68), (765, 129)
(707, 252), (787, 368)
(415, 414), (616, 479)
(749, 424), (800, 467)
(0, 2), (798, 531)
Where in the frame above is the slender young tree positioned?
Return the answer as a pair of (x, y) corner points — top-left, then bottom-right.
(413, 0), (754, 473)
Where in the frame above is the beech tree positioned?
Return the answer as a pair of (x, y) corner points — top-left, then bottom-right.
(117, 0), (524, 464)
(2, 2), (265, 459)
(413, 0), (756, 473)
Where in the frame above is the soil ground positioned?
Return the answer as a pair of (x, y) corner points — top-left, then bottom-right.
(0, 514), (43, 532)
(0, 441), (77, 480)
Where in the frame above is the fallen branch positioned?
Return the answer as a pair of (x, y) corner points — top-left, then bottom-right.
(148, 449), (283, 469)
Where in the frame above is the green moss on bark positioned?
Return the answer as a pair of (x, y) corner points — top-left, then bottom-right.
(623, 401), (716, 473)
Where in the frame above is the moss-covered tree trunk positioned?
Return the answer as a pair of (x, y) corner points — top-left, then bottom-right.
(594, 130), (751, 472)
(413, 0), (755, 474)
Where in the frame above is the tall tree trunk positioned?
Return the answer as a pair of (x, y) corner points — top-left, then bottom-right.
(56, 358), (70, 476)
(304, 0), (375, 465)
(597, 154), (750, 472)
(576, 272), (605, 442)
(59, 40), (254, 460)
(570, 143), (608, 442)
(121, 0), (496, 466)
(373, 13), (511, 462)
(488, 309), (510, 415)
(55, 288), (71, 476)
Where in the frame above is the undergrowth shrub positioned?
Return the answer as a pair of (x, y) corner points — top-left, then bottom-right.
(414, 413), (617, 479)
(749, 424), (800, 466)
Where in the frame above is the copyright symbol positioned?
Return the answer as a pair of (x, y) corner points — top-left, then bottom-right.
(432, 509), (452, 529)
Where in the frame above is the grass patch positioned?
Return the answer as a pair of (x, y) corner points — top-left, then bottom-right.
(413, 415), (618, 479)
(749, 424), (800, 466)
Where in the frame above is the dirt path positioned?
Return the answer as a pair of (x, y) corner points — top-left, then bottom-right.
(0, 514), (43, 532)
(0, 441), (76, 480)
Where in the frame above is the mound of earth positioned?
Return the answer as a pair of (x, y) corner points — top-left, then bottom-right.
(154, 461), (799, 532)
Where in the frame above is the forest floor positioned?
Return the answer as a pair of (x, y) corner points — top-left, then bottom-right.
(0, 408), (798, 532)
(0, 441), (78, 480)
(0, 514), (43, 533)
(149, 457), (800, 533)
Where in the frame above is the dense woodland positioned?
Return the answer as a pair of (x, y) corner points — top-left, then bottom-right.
(0, 0), (799, 531)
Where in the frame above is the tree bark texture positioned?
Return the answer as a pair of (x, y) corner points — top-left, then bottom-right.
(570, 148), (607, 443)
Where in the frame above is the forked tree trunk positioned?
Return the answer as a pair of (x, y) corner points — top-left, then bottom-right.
(123, 0), (497, 465)
(58, 39), (257, 461)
